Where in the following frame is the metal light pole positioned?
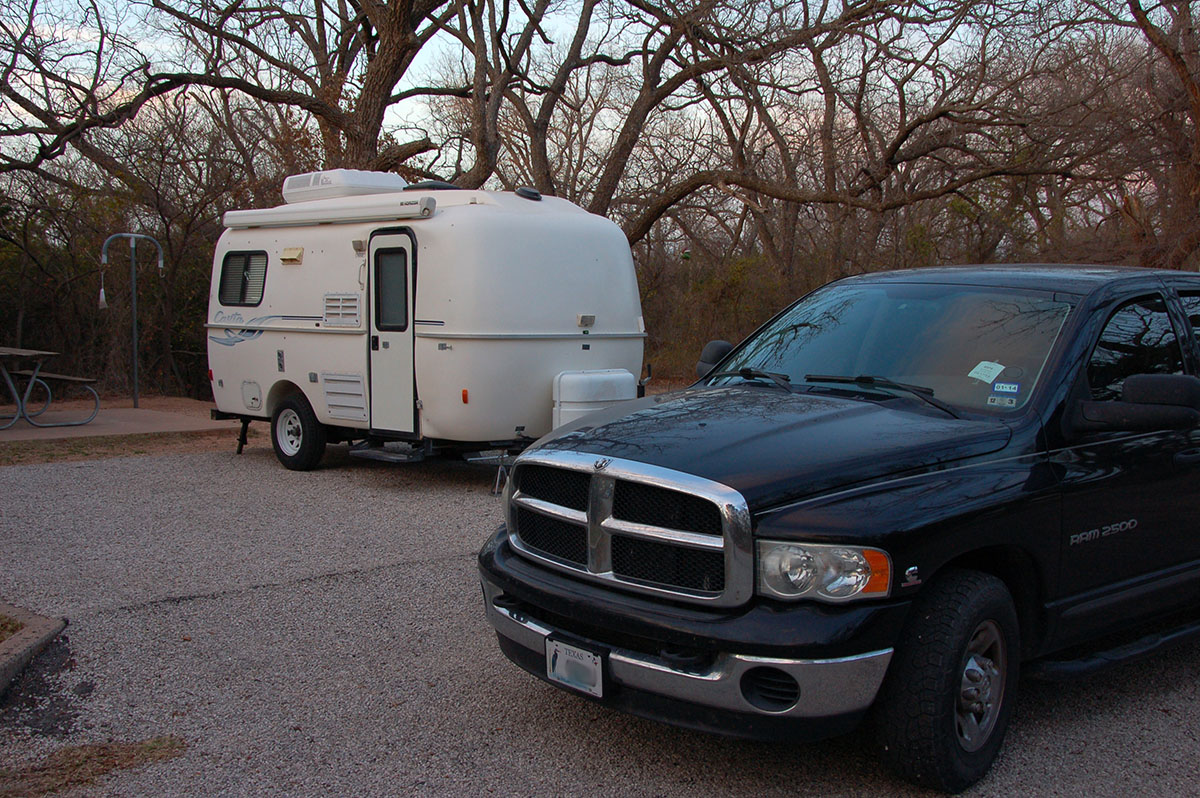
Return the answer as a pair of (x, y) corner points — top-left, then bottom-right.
(100, 233), (165, 408)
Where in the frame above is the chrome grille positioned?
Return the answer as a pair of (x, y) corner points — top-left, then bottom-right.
(613, 481), (723, 535)
(611, 535), (725, 592)
(515, 507), (587, 565)
(516, 464), (590, 511)
(506, 451), (752, 607)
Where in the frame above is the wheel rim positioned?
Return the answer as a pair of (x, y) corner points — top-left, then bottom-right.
(275, 408), (303, 456)
(956, 619), (1006, 752)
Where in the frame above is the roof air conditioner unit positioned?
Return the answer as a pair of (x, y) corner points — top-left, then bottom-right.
(282, 169), (409, 204)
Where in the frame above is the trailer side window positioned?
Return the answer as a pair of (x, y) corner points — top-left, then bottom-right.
(375, 248), (408, 331)
(218, 251), (268, 307)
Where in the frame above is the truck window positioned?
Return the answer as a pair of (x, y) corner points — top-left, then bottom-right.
(1179, 293), (1200, 335)
(218, 251), (268, 306)
(375, 248), (408, 331)
(713, 284), (1071, 412)
(1087, 296), (1183, 401)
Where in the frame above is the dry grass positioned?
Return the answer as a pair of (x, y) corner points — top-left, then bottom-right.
(0, 428), (265, 468)
(0, 737), (186, 798)
(0, 385), (685, 470)
(0, 394), (264, 467)
(647, 378), (693, 394)
(0, 615), (22, 645)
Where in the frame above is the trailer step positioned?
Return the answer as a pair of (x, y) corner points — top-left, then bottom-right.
(347, 445), (427, 464)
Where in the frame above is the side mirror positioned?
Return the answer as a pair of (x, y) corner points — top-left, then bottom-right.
(696, 340), (733, 379)
(1070, 374), (1200, 434)
(1122, 373), (1200, 408)
(1073, 401), (1200, 432)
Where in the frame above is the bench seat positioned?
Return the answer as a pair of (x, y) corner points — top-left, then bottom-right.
(11, 370), (97, 384)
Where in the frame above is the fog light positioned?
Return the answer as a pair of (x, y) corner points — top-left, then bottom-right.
(741, 666), (800, 712)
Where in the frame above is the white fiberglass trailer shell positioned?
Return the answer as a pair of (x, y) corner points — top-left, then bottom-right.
(207, 172), (644, 469)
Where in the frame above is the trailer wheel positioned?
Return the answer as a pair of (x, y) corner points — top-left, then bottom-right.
(271, 394), (327, 471)
(873, 569), (1019, 793)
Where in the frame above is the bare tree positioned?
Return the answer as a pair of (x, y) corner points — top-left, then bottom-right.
(10, 0), (1200, 386)
(1060, 0), (1200, 267)
(0, 0), (192, 173)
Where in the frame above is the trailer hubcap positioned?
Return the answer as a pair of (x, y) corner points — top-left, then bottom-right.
(956, 619), (1005, 752)
(276, 408), (303, 456)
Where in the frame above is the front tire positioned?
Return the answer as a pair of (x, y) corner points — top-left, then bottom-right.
(271, 394), (327, 471)
(874, 569), (1019, 793)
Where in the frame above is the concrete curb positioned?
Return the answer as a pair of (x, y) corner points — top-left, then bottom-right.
(0, 602), (67, 698)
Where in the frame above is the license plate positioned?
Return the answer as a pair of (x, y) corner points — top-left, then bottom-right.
(545, 638), (604, 698)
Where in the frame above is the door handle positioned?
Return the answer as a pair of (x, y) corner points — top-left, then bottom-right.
(371, 335), (380, 351)
(1174, 449), (1200, 467)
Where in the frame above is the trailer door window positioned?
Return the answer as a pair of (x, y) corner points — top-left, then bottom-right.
(375, 248), (408, 331)
(218, 251), (268, 306)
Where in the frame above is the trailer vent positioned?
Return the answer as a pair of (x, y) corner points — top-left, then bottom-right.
(323, 294), (361, 327)
(323, 373), (368, 421)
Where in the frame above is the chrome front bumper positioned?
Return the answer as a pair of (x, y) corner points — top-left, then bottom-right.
(482, 579), (893, 720)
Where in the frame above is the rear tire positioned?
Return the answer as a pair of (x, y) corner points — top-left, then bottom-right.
(271, 394), (327, 471)
(874, 569), (1019, 793)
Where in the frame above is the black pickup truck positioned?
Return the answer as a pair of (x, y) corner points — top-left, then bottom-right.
(477, 265), (1200, 792)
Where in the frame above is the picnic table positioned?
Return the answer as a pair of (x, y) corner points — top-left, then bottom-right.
(0, 347), (100, 430)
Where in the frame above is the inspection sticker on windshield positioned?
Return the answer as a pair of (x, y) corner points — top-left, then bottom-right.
(969, 361), (1006, 384)
(546, 637), (604, 698)
(993, 382), (1020, 394)
(987, 395), (1018, 408)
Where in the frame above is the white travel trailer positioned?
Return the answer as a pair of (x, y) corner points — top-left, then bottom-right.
(207, 170), (645, 470)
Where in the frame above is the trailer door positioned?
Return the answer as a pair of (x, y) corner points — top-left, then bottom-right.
(368, 231), (416, 433)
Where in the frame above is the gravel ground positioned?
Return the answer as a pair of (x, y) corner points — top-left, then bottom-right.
(2, 445), (1198, 796)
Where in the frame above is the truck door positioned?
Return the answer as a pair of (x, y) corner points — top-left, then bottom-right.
(368, 230), (416, 433)
(1056, 292), (1200, 610)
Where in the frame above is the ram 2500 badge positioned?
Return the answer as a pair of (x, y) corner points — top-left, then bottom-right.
(478, 265), (1200, 792)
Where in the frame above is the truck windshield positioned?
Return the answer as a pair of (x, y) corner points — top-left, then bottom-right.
(711, 282), (1073, 412)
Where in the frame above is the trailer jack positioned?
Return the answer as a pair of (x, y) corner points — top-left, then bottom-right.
(236, 418), (251, 454)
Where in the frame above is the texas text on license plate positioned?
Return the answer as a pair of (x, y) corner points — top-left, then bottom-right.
(545, 637), (604, 698)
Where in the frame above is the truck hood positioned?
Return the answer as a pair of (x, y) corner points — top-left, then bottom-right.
(532, 386), (1012, 510)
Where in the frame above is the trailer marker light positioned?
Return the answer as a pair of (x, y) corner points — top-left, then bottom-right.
(462, 389), (469, 404)
(208, 369), (214, 381)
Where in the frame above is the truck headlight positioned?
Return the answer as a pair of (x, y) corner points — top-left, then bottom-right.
(756, 540), (891, 602)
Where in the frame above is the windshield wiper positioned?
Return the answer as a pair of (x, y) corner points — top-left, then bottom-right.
(709, 368), (794, 391)
(804, 374), (960, 419)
